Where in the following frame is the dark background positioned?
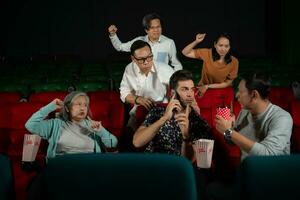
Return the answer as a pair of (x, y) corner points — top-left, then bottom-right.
(0, 0), (299, 65)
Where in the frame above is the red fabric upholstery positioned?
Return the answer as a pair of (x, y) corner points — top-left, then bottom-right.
(88, 91), (120, 102)
(196, 87), (235, 109)
(0, 92), (21, 103)
(7, 102), (45, 157)
(0, 103), (13, 153)
(4, 102), (49, 200)
(200, 108), (212, 127)
(9, 102), (44, 130)
(28, 91), (68, 104)
(233, 100), (242, 118)
(89, 101), (124, 138)
(136, 106), (149, 127)
(269, 87), (294, 111)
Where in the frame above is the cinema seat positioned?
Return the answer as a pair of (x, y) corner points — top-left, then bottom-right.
(0, 154), (15, 200)
(28, 91), (68, 104)
(89, 101), (124, 138)
(237, 155), (300, 200)
(0, 92), (21, 103)
(43, 153), (197, 200)
(269, 87), (294, 111)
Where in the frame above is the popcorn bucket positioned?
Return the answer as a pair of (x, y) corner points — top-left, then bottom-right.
(192, 139), (214, 168)
(22, 134), (41, 162)
(216, 107), (231, 120)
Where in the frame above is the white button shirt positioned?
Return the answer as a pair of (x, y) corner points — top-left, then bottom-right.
(110, 34), (182, 71)
(120, 61), (175, 129)
(120, 61), (174, 103)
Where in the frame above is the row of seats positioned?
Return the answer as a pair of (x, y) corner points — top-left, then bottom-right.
(0, 87), (299, 200)
(3, 153), (299, 200)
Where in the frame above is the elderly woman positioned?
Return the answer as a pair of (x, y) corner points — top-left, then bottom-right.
(25, 91), (118, 158)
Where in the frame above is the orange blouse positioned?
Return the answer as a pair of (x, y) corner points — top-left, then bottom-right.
(195, 48), (239, 85)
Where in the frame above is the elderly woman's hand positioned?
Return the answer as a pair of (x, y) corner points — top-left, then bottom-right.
(51, 98), (64, 110)
(90, 120), (103, 132)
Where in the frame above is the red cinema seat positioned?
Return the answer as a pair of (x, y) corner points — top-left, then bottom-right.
(199, 108), (212, 127)
(88, 91), (120, 102)
(0, 103), (13, 153)
(269, 87), (294, 111)
(7, 102), (48, 200)
(0, 92), (21, 103)
(28, 91), (68, 104)
(196, 87), (235, 109)
(7, 102), (45, 157)
(89, 101), (124, 139)
(233, 100), (242, 118)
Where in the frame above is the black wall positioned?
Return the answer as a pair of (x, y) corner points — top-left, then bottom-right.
(0, 0), (282, 62)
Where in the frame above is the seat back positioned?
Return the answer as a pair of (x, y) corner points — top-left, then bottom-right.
(237, 155), (300, 200)
(43, 153), (197, 200)
(89, 101), (124, 138)
(28, 91), (68, 104)
(0, 92), (21, 103)
(0, 154), (15, 200)
(269, 87), (294, 111)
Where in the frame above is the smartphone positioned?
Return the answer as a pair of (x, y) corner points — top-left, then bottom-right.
(170, 89), (185, 109)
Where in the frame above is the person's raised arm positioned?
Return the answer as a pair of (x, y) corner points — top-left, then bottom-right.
(25, 98), (63, 139)
(182, 33), (206, 58)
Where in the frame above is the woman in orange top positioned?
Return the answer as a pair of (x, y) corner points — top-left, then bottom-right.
(182, 33), (238, 97)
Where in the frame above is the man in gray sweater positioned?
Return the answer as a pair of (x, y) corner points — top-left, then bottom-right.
(215, 72), (293, 160)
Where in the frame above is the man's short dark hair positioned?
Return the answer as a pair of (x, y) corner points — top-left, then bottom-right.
(130, 40), (151, 56)
(142, 13), (162, 30)
(242, 72), (271, 99)
(169, 70), (194, 90)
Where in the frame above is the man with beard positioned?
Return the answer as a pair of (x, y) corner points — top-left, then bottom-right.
(133, 70), (211, 157)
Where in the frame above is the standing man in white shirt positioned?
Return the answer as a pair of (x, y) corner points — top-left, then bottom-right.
(119, 40), (174, 151)
(108, 13), (183, 71)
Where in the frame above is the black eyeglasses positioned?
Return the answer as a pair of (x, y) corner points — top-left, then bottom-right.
(133, 54), (153, 64)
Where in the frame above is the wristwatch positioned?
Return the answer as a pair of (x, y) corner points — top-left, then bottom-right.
(224, 128), (233, 144)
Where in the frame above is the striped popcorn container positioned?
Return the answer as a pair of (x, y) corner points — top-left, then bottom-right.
(192, 139), (214, 168)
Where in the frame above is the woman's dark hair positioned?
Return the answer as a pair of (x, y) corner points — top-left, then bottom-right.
(169, 70), (194, 90)
(212, 32), (233, 64)
(242, 72), (271, 99)
(142, 13), (162, 30)
(130, 40), (151, 56)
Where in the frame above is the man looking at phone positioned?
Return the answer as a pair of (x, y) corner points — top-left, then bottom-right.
(133, 70), (211, 156)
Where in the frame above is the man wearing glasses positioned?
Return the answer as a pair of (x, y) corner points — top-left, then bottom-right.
(108, 13), (182, 71)
(119, 40), (174, 151)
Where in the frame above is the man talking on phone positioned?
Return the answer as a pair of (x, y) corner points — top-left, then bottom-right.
(133, 70), (211, 157)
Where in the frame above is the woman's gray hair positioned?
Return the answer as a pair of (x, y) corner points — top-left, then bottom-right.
(59, 91), (90, 121)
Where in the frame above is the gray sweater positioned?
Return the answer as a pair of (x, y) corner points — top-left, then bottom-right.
(235, 103), (293, 160)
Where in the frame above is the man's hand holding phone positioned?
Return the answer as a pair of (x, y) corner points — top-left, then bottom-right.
(163, 94), (182, 121)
